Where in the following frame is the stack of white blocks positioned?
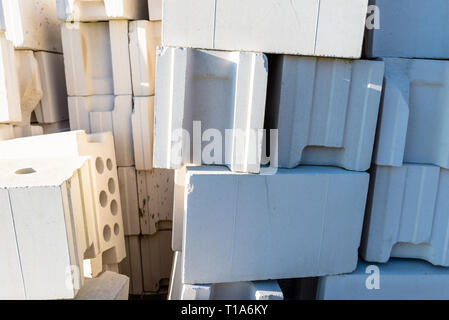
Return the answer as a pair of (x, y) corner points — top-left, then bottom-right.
(57, 0), (173, 296)
(0, 0), (69, 142)
(318, 0), (449, 300)
(157, 0), (385, 300)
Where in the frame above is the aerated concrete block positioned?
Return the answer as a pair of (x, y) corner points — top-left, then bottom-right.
(163, 0), (368, 58)
(132, 97), (154, 171)
(68, 95), (134, 167)
(373, 58), (449, 169)
(75, 271), (129, 300)
(365, 0), (449, 59)
(119, 236), (143, 295)
(317, 259), (449, 300)
(61, 21), (131, 96)
(34, 51), (68, 124)
(0, 32), (20, 124)
(57, 0), (148, 22)
(138, 169), (175, 235)
(361, 164), (449, 266)
(0, 0), (62, 52)
(154, 47), (268, 174)
(177, 166), (369, 284)
(169, 252), (283, 300)
(129, 21), (160, 97)
(141, 230), (173, 292)
(267, 56), (384, 171)
(0, 131), (127, 271)
(117, 167), (140, 236)
(0, 156), (89, 300)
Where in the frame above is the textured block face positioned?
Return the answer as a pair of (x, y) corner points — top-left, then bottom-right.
(1, 0), (62, 52)
(180, 166), (369, 284)
(15, 50), (43, 126)
(0, 33), (20, 124)
(317, 259), (449, 300)
(163, 0), (368, 58)
(76, 271), (129, 300)
(61, 21), (131, 96)
(119, 236), (143, 295)
(57, 0), (149, 22)
(34, 51), (68, 124)
(132, 97), (154, 171)
(154, 47), (268, 173)
(267, 56), (384, 171)
(129, 21), (160, 97)
(365, 0), (449, 59)
(361, 164), (449, 266)
(141, 230), (173, 292)
(374, 59), (449, 169)
(68, 95), (134, 167)
(169, 252), (283, 301)
(137, 169), (174, 235)
(117, 167), (140, 236)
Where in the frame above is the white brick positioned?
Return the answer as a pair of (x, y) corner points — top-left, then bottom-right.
(163, 0), (368, 58)
(267, 56), (384, 171)
(117, 167), (140, 236)
(129, 20), (160, 97)
(75, 271), (129, 300)
(0, 157), (89, 299)
(0, 0), (62, 52)
(15, 50), (43, 126)
(0, 131), (127, 272)
(132, 97), (154, 171)
(361, 164), (449, 266)
(119, 236), (144, 295)
(169, 252), (283, 300)
(61, 21), (131, 96)
(373, 59), (449, 169)
(317, 259), (449, 300)
(137, 169), (174, 235)
(365, 0), (449, 59)
(154, 47), (268, 174)
(34, 51), (68, 124)
(68, 95), (134, 167)
(0, 32), (20, 124)
(57, 0), (148, 22)
(148, 0), (162, 21)
(141, 230), (173, 292)
(177, 166), (369, 284)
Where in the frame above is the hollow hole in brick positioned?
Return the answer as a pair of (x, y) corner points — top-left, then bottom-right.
(103, 225), (111, 242)
(114, 223), (120, 236)
(100, 191), (108, 207)
(108, 178), (116, 194)
(15, 168), (36, 175)
(107, 159), (113, 171)
(96, 157), (104, 174)
(110, 199), (118, 216)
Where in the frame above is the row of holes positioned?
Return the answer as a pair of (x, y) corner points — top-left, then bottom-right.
(96, 157), (120, 242)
